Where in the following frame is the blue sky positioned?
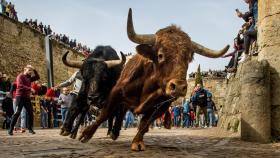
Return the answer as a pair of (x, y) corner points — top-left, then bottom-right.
(10, 0), (248, 74)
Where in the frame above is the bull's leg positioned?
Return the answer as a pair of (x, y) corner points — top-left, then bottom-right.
(70, 105), (90, 139)
(60, 94), (80, 136)
(110, 105), (127, 140)
(78, 88), (121, 143)
(60, 106), (80, 136)
(134, 89), (162, 114)
(131, 102), (171, 151)
(78, 106), (115, 143)
(107, 115), (114, 136)
(163, 110), (172, 129)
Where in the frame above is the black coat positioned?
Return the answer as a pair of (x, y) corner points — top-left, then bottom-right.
(2, 97), (14, 117)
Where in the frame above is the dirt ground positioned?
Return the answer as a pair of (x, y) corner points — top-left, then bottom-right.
(0, 127), (280, 158)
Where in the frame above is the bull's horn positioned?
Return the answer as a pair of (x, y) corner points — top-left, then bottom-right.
(105, 51), (126, 68)
(192, 41), (230, 58)
(62, 51), (83, 68)
(127, 8), (155, 44)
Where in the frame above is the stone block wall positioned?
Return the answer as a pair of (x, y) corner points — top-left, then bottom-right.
(0, 14), (83, 84)
(258, 0), (280, 137)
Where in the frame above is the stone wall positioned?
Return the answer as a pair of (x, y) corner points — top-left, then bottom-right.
(258, 0), (280, 137)
(218, 68), (242, 133)
(0, 14), (83, 84)
(240, 60), (270, 143)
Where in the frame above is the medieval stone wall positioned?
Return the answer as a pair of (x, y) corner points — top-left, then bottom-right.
(219, 0), (280, 141)
(0, 14), (83, 84)
(258, 0), (280, 137)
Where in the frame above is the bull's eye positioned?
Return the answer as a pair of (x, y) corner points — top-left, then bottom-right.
(158, 53), (164, 62)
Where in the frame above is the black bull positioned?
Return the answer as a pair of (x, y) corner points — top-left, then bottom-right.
(60, 46), (126, 139)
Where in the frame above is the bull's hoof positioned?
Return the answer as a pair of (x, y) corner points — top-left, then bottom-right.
(107, 130), (111, 136)
(78, 129), (94, 143)
(61, 130), (71, 136)
(110, 132), (119, 140)
(59, 128), (65, 135)
(70, 130), (78, 139)
(163, 119), (172, 129)
(131, 141), (145, 151)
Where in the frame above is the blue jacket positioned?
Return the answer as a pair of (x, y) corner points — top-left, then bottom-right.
(191, 88), (212, 107)
(207, 100), (216, 110)
(172, 106), (180, 117)
(183, 101), (190, 113)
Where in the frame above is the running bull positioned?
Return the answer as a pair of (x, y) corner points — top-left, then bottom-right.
(60, 46), (126, 139)
(79, 8), (229, 151)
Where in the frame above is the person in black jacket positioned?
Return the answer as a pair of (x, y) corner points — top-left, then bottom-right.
(2, 95), (14, 129)
(191, 84), (212, 127)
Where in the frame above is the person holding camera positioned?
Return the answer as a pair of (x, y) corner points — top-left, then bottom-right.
(236, 0), (258, 60)
(8, 65), (40, 135)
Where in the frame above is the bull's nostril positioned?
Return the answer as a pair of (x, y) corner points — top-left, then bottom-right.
(170, 83), (176, 91)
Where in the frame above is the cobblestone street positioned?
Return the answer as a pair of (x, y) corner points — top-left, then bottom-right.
(0, 127), (279, 158)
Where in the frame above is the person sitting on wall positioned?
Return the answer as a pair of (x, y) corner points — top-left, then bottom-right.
(223, 35), (244, 73)
(236, 0), (258, 60)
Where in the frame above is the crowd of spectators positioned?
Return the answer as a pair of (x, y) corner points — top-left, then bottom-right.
(22, 18), (93, 56)
(223, 0), (258, 75)
(1, 1), (93, 57)
(188, 70), (227, 79)
(151, 84), (218, 129)
(0, 0), (17, 21)
(190, 0), (259, 81)
(0, 69), (68, 132)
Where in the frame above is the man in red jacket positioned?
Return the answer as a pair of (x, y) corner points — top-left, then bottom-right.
(8, 65), (40, 135)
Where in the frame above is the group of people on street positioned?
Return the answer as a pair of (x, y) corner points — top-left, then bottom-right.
(151, 83), (218, 129)
(1, 65), (219, 134)
(173, 84), (217, 129)
(0, 65), (75, 135)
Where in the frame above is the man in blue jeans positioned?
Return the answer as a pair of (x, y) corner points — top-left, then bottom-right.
(124, 110), (134, 129)
(58, 87), (72, 123)
(182, 99), (190, 128)
(206, 97), (217, 128)
(172, 105), (180, 128)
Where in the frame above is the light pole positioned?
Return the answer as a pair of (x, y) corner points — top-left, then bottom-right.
(45, 35), (54, 88)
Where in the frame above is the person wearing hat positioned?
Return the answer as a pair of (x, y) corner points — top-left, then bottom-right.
(8, 65), (40, 135)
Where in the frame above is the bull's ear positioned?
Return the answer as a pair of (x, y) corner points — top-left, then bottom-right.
(136, 44), (157, 61)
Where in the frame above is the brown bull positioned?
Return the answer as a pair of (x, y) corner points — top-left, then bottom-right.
(79, 8), (229, 151)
